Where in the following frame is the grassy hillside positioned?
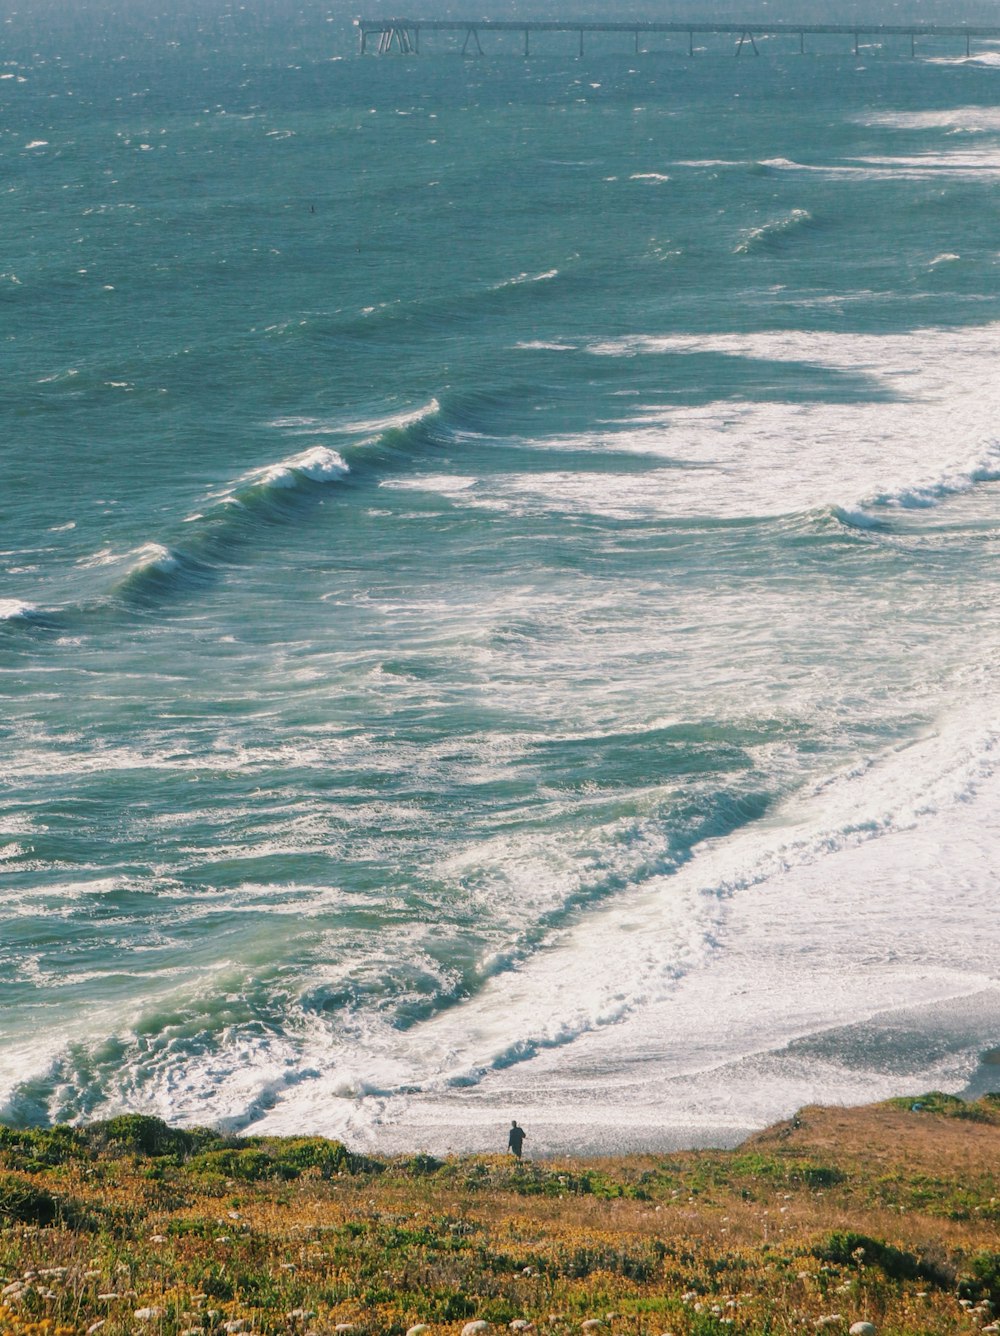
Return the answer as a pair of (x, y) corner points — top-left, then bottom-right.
(1, 1093), (999, 1336)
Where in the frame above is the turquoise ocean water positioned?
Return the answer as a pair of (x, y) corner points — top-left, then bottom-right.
(2, 2), (1000, 1151)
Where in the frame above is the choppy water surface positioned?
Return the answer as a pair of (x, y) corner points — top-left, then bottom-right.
(2, 8), (999, 1149)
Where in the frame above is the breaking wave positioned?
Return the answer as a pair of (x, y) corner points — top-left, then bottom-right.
(0, 599), (38, 621)
(734, 207), (814, 254)
(833, 437), (1000, 528)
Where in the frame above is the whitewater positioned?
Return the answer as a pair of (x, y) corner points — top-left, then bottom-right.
(1, 1), (999, 1153)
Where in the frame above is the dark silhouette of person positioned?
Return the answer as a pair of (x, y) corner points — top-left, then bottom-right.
(507, 1119), (526, 1159)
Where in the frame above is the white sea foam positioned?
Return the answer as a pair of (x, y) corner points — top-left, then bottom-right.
(864, 437), (1000, 510)
(0, 598), (36, 620)
(4, 735), (999, 1140)
(75, 546), (123, 569)
(763, 151), (1000, 181)
(862, 106), (1000, 131)
(250, 444), (350, 488)
(129, 542), (179, 573)
(18, 688), (995, 1144)
(241, 707), (1000, 1146)
(514, 340), (575, 351)
(0, 728), (378, 781)
(492, 270), (559, 289)
(567, 323), (1000, 521)
(380, 474), (477, 495)
(675, 159), (745, 167)
(204, 446), (350, 509)
(928, 51), (1000, 68)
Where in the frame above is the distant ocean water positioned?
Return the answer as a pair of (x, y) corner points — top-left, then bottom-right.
(2, 5), (999, 1153)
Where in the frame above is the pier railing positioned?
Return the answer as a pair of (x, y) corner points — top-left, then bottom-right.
(355, 17), (1000, 57)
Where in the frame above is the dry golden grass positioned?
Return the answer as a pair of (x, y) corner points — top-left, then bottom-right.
(1, 1092), (998, 1336)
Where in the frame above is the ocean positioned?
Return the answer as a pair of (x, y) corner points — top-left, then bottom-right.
(2, 0), (999, 1155)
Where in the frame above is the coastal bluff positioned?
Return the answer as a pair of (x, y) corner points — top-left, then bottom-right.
(1, 1093), (998, 1336)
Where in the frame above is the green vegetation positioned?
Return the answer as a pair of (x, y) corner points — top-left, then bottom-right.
(0, 1095), (997, 1336)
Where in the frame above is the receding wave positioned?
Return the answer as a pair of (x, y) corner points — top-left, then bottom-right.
(0, 763), (781, 1127)
(4, 699), (996, 1135)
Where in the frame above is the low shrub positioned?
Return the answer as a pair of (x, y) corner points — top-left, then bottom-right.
(268, 1136), (365, 1177)
(187, 1138), (380, 1181)
(959, 1252), (1000, 1305)
(408, 1151), (445, 1175)
(0, 1171), (84, 1227)
(888, 1091), (972, 1117)
(815, 1230), (948, 1287)
(187, 1147), (297, 1181)
(0, 1123), (88, 1169)
(84, 1114), (215, 1158)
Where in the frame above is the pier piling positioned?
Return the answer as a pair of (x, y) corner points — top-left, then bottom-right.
(354, 17), (1000, 60)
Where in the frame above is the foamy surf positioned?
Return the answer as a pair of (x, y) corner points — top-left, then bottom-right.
(249, 712), (1000, 1145)
(245, 445), (349, 489)
(579, 323), (1000, 521)
(7, 29), (1000, 1153)
(861, 107), (1000, 131)
(0, 599), (37, 620)
(128, 542), (180, 574)
(10, 696), (998, 1143)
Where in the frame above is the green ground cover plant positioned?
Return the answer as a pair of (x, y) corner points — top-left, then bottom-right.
(0, 1094), (997, 1336)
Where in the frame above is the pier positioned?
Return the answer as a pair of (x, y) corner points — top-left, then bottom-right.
(355, 17), (1000, 58)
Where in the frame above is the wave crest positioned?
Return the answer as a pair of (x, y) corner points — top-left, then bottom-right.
(0, 598), (38, 621)
(735, 208), (813, 254)
(846, 438), (1000, 523)
(244, 445), (349, 491)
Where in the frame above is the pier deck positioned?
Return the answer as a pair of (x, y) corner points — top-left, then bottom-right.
(355, 17), (1000, 57)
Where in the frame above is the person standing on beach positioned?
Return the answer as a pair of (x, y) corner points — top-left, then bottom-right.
(507, 1119), (526, 1159)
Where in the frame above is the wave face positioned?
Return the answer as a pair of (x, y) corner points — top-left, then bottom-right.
(3, 15), (1000, 1151)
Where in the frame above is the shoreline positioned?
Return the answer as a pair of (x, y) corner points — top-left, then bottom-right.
(238, 983), (1000, 1158)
